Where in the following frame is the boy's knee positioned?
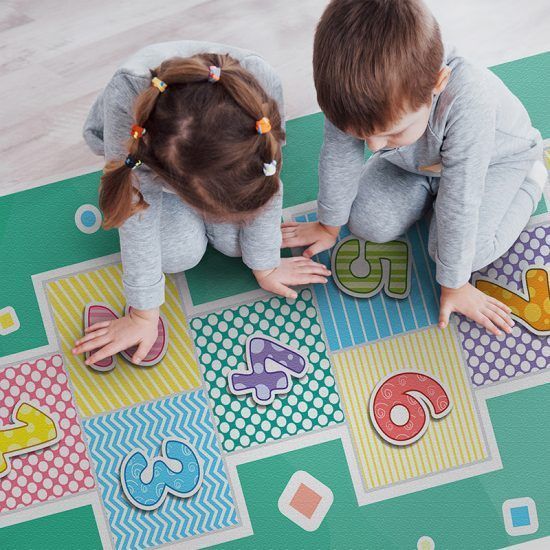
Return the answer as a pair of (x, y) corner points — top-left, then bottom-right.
(471, 239), (501, 273)
(348, 208), (404, 243)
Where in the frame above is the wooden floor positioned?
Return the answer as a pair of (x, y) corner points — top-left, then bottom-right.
(1, 0), (548, 195)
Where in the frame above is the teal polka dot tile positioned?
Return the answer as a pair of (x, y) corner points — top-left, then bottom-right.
(190, 289), (345, 452)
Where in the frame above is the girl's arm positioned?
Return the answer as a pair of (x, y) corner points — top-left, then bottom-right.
(75, 71), (164, 364)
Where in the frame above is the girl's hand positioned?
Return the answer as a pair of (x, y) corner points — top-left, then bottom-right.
(281, 221), (340, 257)
(254, 257), (331, 299)
(72, 307), (160, 365)
(439, 282), (515, 336)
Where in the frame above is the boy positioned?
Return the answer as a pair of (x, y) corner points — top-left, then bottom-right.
(283, 0), (546, 335)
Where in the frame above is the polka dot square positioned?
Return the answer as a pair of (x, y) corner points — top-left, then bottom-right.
(190, 289), (345, 452)
(0, 355), (94, 513)
(457, 224), (549, 386)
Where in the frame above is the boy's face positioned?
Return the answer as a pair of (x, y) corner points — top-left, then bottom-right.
(353, 103), (433, 152)
(349, 66), (451, 152)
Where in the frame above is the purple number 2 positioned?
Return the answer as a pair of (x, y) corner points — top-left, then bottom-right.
(227, 335), (309, 406)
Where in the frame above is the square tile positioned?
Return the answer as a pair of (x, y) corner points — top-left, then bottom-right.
(511, 506), (530, 527)
(457, 224), (549, 387)
(83, 390), (238, 550)
(190, 289), (345, 452)
(290, 483), (322, 518)
(502, 497), (539, 536)
(0, 354), (94, 513)
(332, 326), (488, 491)
(278, 470), (333, 531)
(294, 212), (439, 352)
(0, 306), (20, 336)
(45, 260), (201, 417)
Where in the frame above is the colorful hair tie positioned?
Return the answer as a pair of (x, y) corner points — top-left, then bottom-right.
(262, 160), (278, 177)
(255, 117), (272, 135)
(151, 77), (167, 92)
(124, 155), (142, 170)
(130, 124), (146, 139)
(208, 65), (221, 82)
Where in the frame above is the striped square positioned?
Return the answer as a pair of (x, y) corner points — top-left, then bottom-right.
(332, 326), (488, 490)
(83, 390), (238, 549)
(45, 261), (200, 417)
(294, 213), (439, 351)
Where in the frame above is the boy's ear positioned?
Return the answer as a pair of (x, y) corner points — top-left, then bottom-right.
(433, 66), (451, 94)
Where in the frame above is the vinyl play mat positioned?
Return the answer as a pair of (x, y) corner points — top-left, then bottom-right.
(0, 54), (549, 550)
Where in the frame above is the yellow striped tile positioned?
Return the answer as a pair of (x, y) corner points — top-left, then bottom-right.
(332, 326), (487, 490)
(46, 263), (200, 417)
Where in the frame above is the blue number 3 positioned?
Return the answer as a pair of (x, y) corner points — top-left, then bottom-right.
(120, 437), (203, 511)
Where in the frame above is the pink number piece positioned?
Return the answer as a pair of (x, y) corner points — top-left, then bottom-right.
(369, 371), (452, 446)
(83, 303), (168, 370)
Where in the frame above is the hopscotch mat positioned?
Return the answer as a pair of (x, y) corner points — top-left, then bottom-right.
(0, 53), (549, 549)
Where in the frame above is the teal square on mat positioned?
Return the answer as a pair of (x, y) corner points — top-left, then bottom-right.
(190, 288), (345, 452)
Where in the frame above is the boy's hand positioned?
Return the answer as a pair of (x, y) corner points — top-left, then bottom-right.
(439, 282), (514, 336)
(253, 257), (331, 299)
(72, 307), (160, 365)
(281, 221), (340, 258)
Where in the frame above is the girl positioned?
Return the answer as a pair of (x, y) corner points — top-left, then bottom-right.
(73, 41), (330, 366)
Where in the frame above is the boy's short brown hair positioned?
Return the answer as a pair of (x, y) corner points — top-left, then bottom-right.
(313, 0), (443, 136)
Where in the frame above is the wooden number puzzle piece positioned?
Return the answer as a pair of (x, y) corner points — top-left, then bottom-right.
(120, 437), (203, 511)
(0, 401), (60, 478)
(332, 236), (412, 299)
(474, 266), (550, 336)
(84, 302), (168, 370)
(369, 371), (452, 446)
(228, 335), (309, 406)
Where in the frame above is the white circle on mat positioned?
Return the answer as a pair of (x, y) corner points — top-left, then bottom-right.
(75, 204), (102, 234)
(417, 536), (435, 550)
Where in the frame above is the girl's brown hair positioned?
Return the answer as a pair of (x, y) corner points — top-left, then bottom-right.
(100, 53), (285, 229)
(313, 0), (443, 136)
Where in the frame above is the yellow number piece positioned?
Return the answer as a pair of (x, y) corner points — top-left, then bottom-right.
(0, 401), (60, 478)
(475, 266), (550, 336)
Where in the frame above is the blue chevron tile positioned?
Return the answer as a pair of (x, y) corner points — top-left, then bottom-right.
(83, 390), (238, 550)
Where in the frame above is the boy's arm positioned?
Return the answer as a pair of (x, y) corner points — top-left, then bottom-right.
(318, 118), (365, 227)
(434, 89), (496, 288)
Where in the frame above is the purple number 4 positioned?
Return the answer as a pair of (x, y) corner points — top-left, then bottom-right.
(227, 335), (309, 406)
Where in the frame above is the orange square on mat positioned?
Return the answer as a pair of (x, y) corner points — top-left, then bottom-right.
(290, 483), (322, 519)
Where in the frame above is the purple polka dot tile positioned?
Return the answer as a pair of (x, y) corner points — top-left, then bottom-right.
(457, 224), (549, 387)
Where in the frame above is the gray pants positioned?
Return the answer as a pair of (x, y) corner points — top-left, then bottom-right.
(348, 155), (543, 274)
(160, 192), (242, 273)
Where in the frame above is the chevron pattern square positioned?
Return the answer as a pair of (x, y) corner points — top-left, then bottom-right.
(83, 390), (238, 549)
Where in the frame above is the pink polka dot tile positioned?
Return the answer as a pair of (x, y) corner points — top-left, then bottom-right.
(0, 354), (94, 512)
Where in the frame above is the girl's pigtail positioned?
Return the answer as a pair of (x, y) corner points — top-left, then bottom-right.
(100, 138), (147, 229)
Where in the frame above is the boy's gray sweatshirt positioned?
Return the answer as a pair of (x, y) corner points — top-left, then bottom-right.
(83, 41), (285, 309)
(317, 47), (542, 288)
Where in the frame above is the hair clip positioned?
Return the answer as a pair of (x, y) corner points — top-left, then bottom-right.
(130, 124), (146, 139)
(262, 160), (278, 177)
(124, 155), (142, 170)
(151, 77), (167, 92)
(208, 65), (221, 82)
(255, 117), (272, 135)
